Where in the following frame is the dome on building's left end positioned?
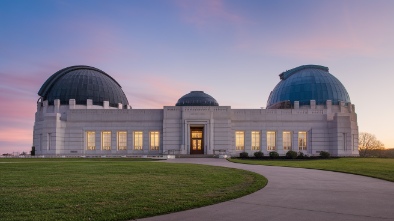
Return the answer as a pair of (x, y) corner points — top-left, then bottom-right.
(176, 91), (219, 106)
(38, 65), (129, 107)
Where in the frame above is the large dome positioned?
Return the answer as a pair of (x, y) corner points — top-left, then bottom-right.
(176, 91), (219, 106)
(266, 65), (350, 108)
(38, 65), (129, 107)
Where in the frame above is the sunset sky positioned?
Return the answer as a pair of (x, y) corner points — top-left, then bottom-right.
(1, 0), (394, 154)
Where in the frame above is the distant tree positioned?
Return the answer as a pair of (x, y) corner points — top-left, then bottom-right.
(358, 132), (385, 157)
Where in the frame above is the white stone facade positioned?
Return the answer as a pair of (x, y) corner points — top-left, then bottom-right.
(33, 98), (359, 157)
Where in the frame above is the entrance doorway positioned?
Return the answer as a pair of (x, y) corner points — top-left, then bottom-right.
(190, 127), (204, 154)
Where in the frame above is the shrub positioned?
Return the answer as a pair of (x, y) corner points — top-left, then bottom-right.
(31, 146), (35, 156)
(297, 152), (305, 159)
(254, 151), (264, 159)
(320, 151), (331, 159)
(269, 151), (279, 159)
(285, 150), (297, 159)
(239, 152), (249, 158)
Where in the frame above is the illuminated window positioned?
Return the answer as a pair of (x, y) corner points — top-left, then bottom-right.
(251, 131), (260, 150)
(87, 131), (95, 150)
(102, 131), (111, 150)
(298, 131), (307, 150)
(235, 131), (244, 150)
(267, 131), (276, 151)
(134, 131), (143, 150)
(150, 131), (160, 150)
(283, 131), (292, 150)
(117, 131), (127, 150)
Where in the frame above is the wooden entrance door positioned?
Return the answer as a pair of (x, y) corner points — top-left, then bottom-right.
(190, 127), (204, 154)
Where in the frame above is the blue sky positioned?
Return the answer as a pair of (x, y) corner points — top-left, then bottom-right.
(1, 0), (394, 154)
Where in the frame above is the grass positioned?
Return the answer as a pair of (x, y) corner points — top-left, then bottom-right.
(0, 158), (267, 221)
(229, 157), (394, 182)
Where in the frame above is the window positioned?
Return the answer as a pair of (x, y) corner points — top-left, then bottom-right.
(102, 131), (111, 150)
(343, 133), (347, 151)
(134, 131), (143, 150)
(47, 133), (52, 150)
(353, 134), (356, 151)
(117, 131), (127, 150)
(251, 131), (260, 150)
(267, 131), (276, 151)
(235, 131), (244, 150)
(150, 131), (160, 150)
(298, 131), (307, 151)
(283, 131), (292, 150)
(87, 131), (95, 150)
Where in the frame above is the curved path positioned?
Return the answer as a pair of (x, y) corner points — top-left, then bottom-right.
(138, 158), (394, 221)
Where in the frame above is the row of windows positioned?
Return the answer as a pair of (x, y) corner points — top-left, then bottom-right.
(235, 131), (307, 151)
(86, 131), (160, 151)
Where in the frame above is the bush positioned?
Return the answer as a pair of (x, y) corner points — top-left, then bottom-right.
(297, 152), (305, 159)
(254, 151), (264, 159)
(320, 151), (330, 159)
(31, 146), (35, 156)
(239, 152), (249, 158)
(285, 150), (297, 159)
(269, 151), (279, 159)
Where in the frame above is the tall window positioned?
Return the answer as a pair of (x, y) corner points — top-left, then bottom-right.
(117, 131), (127, 150)
(267, 131), (276, 151)
(298, 131), (307, 150)
(87, 131), (95, 150)
(134, 131), (143, 150)
(235, 131), (244, 150)
(150, 131), (160, 150)
(102, 131), (111, 150)
(283, 131), (292, 150)
(343, 133), (347, 151)
(251, 131), (260, 150)
(47, 133), (52, 150)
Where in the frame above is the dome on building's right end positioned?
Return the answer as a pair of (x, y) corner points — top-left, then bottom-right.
(266, 65), (351, 109)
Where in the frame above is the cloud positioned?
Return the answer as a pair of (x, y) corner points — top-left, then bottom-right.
(175, 0), (247, 29)
(122, 73), (203, 108)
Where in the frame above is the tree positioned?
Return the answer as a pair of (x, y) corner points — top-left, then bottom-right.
(358, 132), (385, 157)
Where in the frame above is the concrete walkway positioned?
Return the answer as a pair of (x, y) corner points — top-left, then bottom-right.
(138, 158), (394, 221)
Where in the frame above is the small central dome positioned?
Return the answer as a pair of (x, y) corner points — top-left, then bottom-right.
(176, 91), (219, 106)
(38, 65), (129, 107)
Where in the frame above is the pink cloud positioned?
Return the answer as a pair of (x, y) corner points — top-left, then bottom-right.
(175, 0), (247, 29)
(122, 73), (205, 108)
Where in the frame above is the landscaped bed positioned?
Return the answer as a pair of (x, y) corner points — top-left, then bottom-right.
(0, 158), (267, 221)
(229, 157), (394, 182)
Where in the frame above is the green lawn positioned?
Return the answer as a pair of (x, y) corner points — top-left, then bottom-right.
(229, 158), (394, 182)
(0, 158), (267, 221)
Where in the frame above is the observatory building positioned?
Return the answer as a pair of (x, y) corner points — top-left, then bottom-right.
(33, 65), (358, 157)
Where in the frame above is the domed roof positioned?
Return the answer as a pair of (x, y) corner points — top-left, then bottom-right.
(266, 65), (350, 109)
(38, 65), (129, 107)
(176, 91), (219, 106)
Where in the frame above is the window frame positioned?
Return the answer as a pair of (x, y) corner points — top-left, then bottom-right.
(298, 131), (307, 151)
(101, 131), (112, 151)
(283, 131), (292, 151)
(134, 131), (143, 150)
(251, 131), (260, 150)
(117, 131), (127, 151)
(86, 131), (96, 150)
(267, 131), (276, 151)
(149, 131), (160, 151)
(235, 131), (245, 150)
